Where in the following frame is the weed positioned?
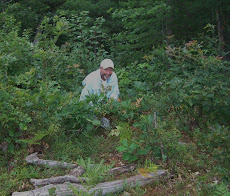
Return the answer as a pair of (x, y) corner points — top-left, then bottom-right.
(214, 183), (230, 196)
(76, 157), (114, 186)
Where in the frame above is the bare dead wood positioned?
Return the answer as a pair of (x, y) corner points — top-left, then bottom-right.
(29, 165), (135, 187)
(69, 166), (85, 177)
(107, 165), (136, 175)
(71, 164), (135, 176)
(0, 141), (8, 157)
(12, 183), (83, 196)
(12, 170), (166, 196)
(25, 153), (78, 169)
(30, 175), (87, 186)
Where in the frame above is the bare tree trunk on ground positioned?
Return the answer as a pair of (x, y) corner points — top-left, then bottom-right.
(30, 175), (87, 187)
(12, 170), (167, 196)
(107, 165), (136, 175)
(25, 153), (78, 169)
(30, 165), (136, 187)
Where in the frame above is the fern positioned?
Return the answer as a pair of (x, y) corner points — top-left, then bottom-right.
(215, 183), (230, 196)
(76, 157), (114, 186)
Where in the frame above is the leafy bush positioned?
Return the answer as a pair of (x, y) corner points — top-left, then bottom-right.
(0, 13), (33, 77)
(0, 84), (31, 155)
(140, 40), (230, 130)
(116, 138), (148, 163)
(66, 11), (110, 74)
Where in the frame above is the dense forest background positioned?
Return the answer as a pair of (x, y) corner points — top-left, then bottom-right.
(0, 0), (230, 195)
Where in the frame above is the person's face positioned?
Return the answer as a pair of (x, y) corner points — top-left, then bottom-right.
(100, 67), (113, 80)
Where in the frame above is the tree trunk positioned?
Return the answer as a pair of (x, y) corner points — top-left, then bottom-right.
(216, 9), (225, 52)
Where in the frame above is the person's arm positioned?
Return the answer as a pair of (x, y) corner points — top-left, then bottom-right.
(108, 74), (120, 101)
(79, 79), (93, 101)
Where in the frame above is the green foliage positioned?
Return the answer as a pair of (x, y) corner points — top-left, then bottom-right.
(214, 183), (230, 196)
(116, 139), (148, 163)
(168, 0), (230, 51)
(0, 84), (31, 155)
(59, 94), (98, 132)
(122, 181), (147, 196)
(66, 11), (110, 73)
(111, 99), (138, 121)
(143, 160), (158, 173)
(0, 12), (20, 33)
(6, 0), (66, 37)
(0, 73), (66, 157)
(111, 0), (171, 64)
(48, 187), (56, 196)
(21, 81), (63, 143)
(163, 40), (230, 127)
(109, 122), (132, 141)
(69, 185), (95, 196)
(76, 157), (114, 186)
(133, 114), (161, 160)
(116, 63), (156, 98)
(1, 2), (230, 195)
(0, 14), (33, 76)
(0, 155), (70, 195)
(36, 15), (69, 48)
(192, 124), (230, 175)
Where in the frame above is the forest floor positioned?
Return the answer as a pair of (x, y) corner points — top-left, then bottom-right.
(1, 121), (228, 196)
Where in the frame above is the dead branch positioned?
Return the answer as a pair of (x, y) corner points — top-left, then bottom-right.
(25, 153), (78, 169)
(30, 175), (87, 187)
(29, 165), (135, 187)
(69, 166), (85, 177)
(107, 164), (136, 175)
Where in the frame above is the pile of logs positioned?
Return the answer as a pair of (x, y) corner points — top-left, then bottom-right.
(12, 153), (167, 196)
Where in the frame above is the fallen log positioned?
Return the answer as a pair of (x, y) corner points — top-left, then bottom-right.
(25, 153), (77, 169)
(30, 175), (87, 187)
(69, 166), (85, 177)
(12, 169), (166, 196)
(107, 164), (136, 175)
(12, 183), (84, 196)
(30, 165), (135, 187)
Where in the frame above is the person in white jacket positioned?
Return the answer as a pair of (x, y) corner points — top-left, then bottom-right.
(80, 59), (120, 101)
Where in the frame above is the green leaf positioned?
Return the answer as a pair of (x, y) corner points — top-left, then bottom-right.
(9, 130), (15, 137)
(123, 152), (132, 161)
(8, 143), (14, 154)
(87, 119), (101, 126)
(129, 143), (139, 153)
(121, 139), (128, 147)
(137, 149), (148, 155)
(188, 99), (193, 106)
(128, 155), (138, 162)
(19, 123), (27, 131)
(116, 146), (127, 152)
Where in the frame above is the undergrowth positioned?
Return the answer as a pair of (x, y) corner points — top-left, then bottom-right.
(0, 15), (229, 196)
